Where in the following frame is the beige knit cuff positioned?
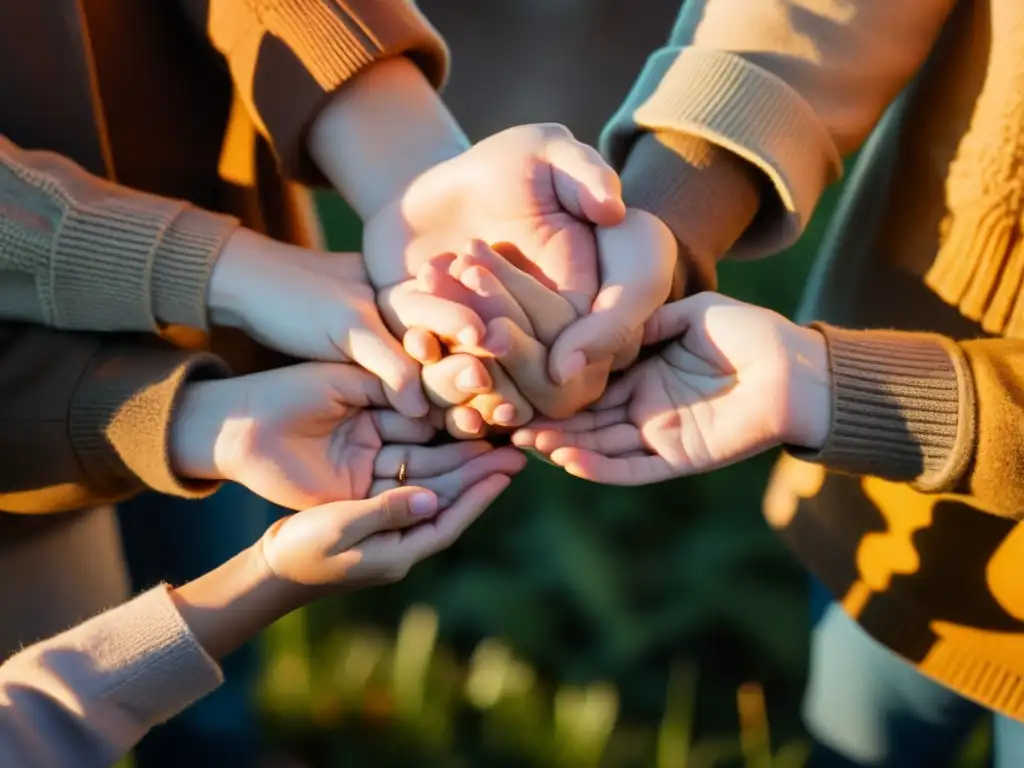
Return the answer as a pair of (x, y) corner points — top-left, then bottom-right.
(619, 131), (762, 296)
(51, 197), (237, 333)
(70, 345), (230, 499)
(601, 47), (843, 260)
(791, 324), (975, 491)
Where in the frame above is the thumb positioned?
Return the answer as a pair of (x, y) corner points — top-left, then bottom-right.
(347, 320), (428, 419)
(641, 293), (722, 345)
(543, 138), (626, 226)
(339, 486), (440, 545)
(548, 291), (650, 385)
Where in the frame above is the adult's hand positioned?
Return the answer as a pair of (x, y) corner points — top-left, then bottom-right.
(513, 293), (831, 484)
(169, 362), (526, 509)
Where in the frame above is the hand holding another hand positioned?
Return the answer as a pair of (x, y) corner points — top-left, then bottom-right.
(513, 293), (832, 484)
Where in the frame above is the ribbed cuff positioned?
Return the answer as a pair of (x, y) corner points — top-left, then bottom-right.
(70, 345), (230, 499)
(601, 47), (842, 260)
(249, 0), (449, 184)
(89, 586), (223, 725)
(620, 131), (762, 296)
(49, 195), (187, 331)
(792, 325), (974, 490)
(151, 208), (239, 330)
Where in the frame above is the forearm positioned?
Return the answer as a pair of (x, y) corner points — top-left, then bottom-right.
(172, 544), (302, 660)
(0, 135), (237, 333)
(308, 56), (468, 221)
(177, 0), (450, 185)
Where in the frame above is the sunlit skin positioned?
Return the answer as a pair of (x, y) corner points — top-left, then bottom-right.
(512, 293), (833, 486)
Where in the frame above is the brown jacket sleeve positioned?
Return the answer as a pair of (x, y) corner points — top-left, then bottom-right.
(0, 324), (228, 514)
(176, 0), (449, 184)
(793, 326), (1024, 520)
(0, 134), (239, 333)
(602, 0), (956, 293)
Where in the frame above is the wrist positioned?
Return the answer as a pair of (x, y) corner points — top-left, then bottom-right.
(169, 379), (231, 480)
(308, 57), (468, 220)
(172, 544), (301, 660)
(780, 325), (832, 449)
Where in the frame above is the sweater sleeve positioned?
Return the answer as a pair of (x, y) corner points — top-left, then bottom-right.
(602, 0), (956, 291)
(0, 586), (223, 768)
(177, 0), (449, 185)
(0, 135), (240, 333)
(791, 326), (1024, 520)
(0, 324), (228, 514)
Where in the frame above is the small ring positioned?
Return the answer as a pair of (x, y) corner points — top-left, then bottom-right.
(397, 461), (408, 486)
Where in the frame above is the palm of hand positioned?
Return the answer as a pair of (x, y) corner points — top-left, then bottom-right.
(514, 296), (797, 484)
(229, 389), (380, 510)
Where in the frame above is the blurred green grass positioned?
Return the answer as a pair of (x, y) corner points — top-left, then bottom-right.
(248, 183), (991, 766)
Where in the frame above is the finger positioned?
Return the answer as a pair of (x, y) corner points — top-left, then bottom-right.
(417, 259), (496, 346)
(335, 486), (442, 547)
(375, 440), (494, 480)
(610, 327), (643, 372)
(346, 321), (428, 418)
(487, 317), (607, 420)
(397, 474), (513, 563)
(301, 362), (389, 409)
(459, 241), (577, 346)
(549, 448), (676, 486)
(533, 423), (644, 455)
(642, 296), (714, 346)
(446, 406), (486, 440)
(378, 281), (485, 350)
(512, 407), (629, 446)
(371, 447), (525, 508)
(403, 328), (442, 364)
(463, 359), (534, 428)
(449, 253), (535, 334)
(421, 354), (494, 408)
(549, 211), (677, 384)
(543, 137), (626, 226)
(372, 411), (435, 444)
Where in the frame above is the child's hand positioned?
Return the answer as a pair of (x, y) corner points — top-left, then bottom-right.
(513, 293), (832, 484)
(169, 362), (526, 509)
(173, 479), (512, 661)
(259, 478), (511, 592)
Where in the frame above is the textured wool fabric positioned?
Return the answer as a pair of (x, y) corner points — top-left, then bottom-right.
(0, 585), (223, 768)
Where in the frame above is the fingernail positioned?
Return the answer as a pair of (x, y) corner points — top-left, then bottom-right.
(556, 351), (586, 384)
(493, 403), (517, 425)
(457, 326), (479, 348)
(456, 366), (488, 393)
(410, 492), (437, 516)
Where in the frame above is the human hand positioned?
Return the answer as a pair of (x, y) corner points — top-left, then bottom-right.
(259, 477), (512, 593)
(174, 478), (512, 660)
(364, 123), (627, 354)
(512, 293), (832, 484)
(406, 240), (612, 438)
(206, 228), (429, 417)
(169, 362), (526, 509)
